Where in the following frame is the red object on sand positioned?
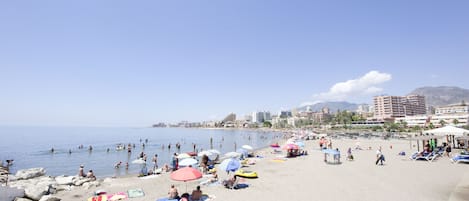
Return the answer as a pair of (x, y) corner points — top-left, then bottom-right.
(282, 144), (299, 150)
(170, 167), (202, 182)
(270, 144), (280, 148)
(187, 152), (197, 157)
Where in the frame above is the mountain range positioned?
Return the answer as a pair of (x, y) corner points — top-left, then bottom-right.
(409, 86), (469, 107)
(299, 86), (469, 113)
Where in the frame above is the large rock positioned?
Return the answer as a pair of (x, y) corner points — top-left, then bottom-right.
(24, 185), (49, 201)
(15, 198), (33, 201)
(38, 195), (61, 201)
(10, 176), (57, 192)
(54, 185), (72, 192)
(0, 186), (25, 201)
(82, 181), (100, 190)
(15, 168), (46, 180)
(73, 177), (92, 186)
(55, 176), (75, 185)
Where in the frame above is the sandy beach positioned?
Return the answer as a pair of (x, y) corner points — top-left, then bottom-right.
(55, 138), (469, 201)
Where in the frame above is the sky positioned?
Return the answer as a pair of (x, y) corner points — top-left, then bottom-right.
(1, 0), (469, 127)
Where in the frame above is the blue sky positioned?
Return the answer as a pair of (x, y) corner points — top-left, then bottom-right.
(1, 1), (468, 126)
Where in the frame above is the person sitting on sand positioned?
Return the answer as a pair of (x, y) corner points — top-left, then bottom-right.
(180, 193), (190, 201)
(87, 170), (96, 180)
(78, 165), (85, 177)
(191, 186), (202, 201)
(168, 184), (179, 199)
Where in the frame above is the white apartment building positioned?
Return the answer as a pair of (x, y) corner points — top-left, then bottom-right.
(435, 104), (469, 115)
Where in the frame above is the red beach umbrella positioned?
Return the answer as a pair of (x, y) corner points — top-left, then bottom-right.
(282, 143), (299, 150)
(170, 167), (203, 192)
(170, 167), (202, 181)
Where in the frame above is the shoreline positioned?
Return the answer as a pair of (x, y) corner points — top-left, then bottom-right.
(6, 137), (469, 201)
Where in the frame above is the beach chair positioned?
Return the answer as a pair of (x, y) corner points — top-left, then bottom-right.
(451, 155), (469, 164)
(411, 152), (438, 162)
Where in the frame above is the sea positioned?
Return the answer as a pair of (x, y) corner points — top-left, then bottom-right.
(0, 126), (281, 178)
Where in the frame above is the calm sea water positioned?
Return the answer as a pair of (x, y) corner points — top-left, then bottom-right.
(0, 126), (280, 178)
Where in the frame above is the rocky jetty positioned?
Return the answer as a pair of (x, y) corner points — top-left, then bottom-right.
(1, 167), (102, 201)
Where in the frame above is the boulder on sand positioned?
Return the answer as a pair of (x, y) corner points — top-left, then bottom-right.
(0, 186), (25, 201)
(15, 168), (46, 180)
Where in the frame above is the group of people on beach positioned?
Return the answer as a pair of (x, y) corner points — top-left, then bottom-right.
(78, 164), (96, 180)
(168, 184), (203, 201)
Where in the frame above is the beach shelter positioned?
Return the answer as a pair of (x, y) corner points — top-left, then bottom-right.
(424, 125), (469, 137)
(241, 145), (253, 151)
(424, 125), (469, 148)
(178, 158), (198, 167)
(170, 167), (202, 192)
(198, 151), (217, 161)
(224, 152), (241, 158)
(219, 158), (241, 173)
(176, 153), (192, 159)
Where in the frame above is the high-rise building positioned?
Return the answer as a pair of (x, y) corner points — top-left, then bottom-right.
(373, 95), (426, 120)
(252, 111), (271, 123)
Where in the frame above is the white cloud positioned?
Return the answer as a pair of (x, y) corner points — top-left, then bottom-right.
(308, 70), (392, 103)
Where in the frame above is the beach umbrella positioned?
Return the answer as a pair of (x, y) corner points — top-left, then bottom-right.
(224, 152), (241, 158)
(131, 159), (146, 164)
(197, 151), (213, 157)
(176, 153), (192, 159)
(178, 158), (198, 167)
(198, 150), (218, 161)
(295, 141), (305, 148)
(219, 158), (241, 173)
(207, 149), (221, 155)
(241, 145), (253, 150)
(282, 144), (299, 150)
(237, 148), (248, 157)
(170, 167), (203, 192)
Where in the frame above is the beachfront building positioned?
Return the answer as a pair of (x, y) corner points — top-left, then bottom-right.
(395, 115), (430, 127)
(373, 95), (426, 120)
(394, 102), (469, 127)
(435, 102), (469, 115)
(251, 111), (271, 124)
(430, 114), (469, 127)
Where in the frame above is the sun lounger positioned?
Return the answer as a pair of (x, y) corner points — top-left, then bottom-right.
(451, 155), (469, 164)
(410, 152), (439, 162)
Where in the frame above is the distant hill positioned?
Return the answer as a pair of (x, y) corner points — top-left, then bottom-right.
(298, 101), (359, 113)
(409, 86), (469, 107)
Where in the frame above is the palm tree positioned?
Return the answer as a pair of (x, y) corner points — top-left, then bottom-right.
(439, 120), (447, 127)
(453, 119), (460, 126)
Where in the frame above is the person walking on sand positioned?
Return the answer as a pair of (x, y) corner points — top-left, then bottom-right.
(375, 146), (385, 165)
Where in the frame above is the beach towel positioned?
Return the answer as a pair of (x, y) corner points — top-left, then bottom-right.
(127, 188), (145, 198)
(88, 195), (108, 201)
(108, 192), (127, 201)
(155, 198), (178, 201)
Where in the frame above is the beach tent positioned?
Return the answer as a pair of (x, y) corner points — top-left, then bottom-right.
(424, 125), (469, 137)
(424, 125), (469, 148)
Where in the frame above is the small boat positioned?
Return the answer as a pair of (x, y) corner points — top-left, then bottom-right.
(116, 144), (125, 151)
(235, 169), (258, 179)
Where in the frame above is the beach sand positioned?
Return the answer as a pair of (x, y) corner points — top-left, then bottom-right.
(55, 138), (469, 201)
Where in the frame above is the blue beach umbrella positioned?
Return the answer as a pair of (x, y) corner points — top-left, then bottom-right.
(219, 158), (241, 173)
(295, 141), (305, 148)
